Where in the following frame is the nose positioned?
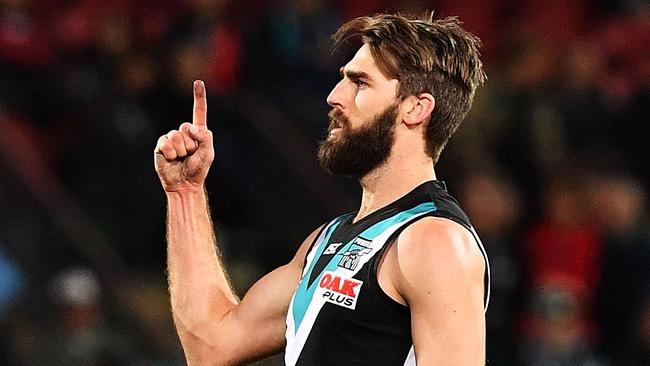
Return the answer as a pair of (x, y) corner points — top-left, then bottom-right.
(326, 79), (346, 109)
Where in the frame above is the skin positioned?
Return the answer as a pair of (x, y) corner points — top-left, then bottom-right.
(155, 44), (486, 365)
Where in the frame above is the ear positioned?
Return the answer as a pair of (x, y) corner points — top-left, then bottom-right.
(401, 93), (435, 126)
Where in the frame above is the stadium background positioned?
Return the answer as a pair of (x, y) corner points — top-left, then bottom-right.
(0, 0), (648, 365)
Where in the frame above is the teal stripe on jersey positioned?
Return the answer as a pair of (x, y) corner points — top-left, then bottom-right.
(357, 202), (436, 239)
(292, 217), (346, 330)
(291, 202), (436, 332)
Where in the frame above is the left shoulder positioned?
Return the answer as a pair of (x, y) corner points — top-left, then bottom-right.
(389, 217), (487, 364)
(393, 216), (485, 303)
(397, 216), (482, 266)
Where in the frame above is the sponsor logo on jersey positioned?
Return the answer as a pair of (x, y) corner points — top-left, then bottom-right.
(338, 237), (372, 271)
(317, 271), (363, 309)
(323, 242), (343, 255)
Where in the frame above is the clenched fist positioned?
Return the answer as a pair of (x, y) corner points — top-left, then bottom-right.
(154, 80), (214, 192)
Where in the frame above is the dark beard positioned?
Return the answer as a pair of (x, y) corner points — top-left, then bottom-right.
(317, 103), (397, 177)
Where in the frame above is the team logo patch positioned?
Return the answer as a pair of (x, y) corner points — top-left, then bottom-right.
(338, 237), (372, 271)
(317, 271), (363, 309)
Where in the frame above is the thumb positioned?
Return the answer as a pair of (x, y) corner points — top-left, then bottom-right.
(189, 124), (212, 145)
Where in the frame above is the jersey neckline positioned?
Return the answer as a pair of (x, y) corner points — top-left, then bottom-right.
(343, 180), (447, 228)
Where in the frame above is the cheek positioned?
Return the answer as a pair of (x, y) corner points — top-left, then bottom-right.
(353, 92), (380, 120)
(353, 89), (372, 108)
(354, 86), (397, 118)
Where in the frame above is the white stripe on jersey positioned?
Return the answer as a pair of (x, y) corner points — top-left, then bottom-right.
(403, 346), (416, 366)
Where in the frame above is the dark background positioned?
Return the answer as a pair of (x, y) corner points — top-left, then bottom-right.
(0, 0), (649, 365)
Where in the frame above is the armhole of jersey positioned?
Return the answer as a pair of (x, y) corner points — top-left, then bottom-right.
(301, 223), (331, 270)
(367, 212), (491, 311)
(366, 214), (432, 313)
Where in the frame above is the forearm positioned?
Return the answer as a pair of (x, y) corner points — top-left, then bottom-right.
(166, 187), (238, 343)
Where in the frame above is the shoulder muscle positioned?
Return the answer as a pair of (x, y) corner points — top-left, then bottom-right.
(394, 217), (484, 302)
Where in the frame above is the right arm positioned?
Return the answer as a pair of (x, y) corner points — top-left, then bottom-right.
(166, 189), (317, 365)
(155, 81), (317, 365)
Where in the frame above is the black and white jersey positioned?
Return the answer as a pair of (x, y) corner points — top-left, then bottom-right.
(284, 181), (490, 366)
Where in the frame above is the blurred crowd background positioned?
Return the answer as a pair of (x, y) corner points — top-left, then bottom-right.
(0, 0), (649, 365)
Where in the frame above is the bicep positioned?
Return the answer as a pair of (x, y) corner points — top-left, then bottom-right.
(219, 262), (303, 363)
(187, 226), (320, 365)
(396, 219), (486, 365)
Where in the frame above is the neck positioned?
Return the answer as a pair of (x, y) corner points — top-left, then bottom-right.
(354, 149), (436, 223)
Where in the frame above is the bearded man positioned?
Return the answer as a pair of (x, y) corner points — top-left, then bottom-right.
(155, 13), (490, 366)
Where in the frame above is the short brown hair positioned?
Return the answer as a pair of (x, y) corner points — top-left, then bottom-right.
(332, 13), (486, 164)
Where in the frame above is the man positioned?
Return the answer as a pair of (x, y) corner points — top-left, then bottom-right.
(155, 13), (490, 366)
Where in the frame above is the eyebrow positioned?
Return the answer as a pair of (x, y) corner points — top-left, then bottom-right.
(340, 67), (372, 82)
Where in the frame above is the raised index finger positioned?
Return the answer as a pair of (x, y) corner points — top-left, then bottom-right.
(193, 80), (207, 128)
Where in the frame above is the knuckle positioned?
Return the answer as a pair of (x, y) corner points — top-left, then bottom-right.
(168, 131), (180, 140)
(175, 143), (187, 153)
(162, 145), (173, 154)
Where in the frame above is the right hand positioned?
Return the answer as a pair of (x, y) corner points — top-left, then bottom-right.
(154, 80), (214, 193)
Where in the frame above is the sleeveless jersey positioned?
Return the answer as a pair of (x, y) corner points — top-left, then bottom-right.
(284, 181), (490, 366)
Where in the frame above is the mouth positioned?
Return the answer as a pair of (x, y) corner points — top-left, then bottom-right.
(328, 110), (346, 138)
(329, 123), (343, 137)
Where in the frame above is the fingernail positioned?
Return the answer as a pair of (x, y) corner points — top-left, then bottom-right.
(194, 80), (204, 93)
(190, 125), (199, 134)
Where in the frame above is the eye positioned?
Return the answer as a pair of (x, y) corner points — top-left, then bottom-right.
(352, 79), (368, 89)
